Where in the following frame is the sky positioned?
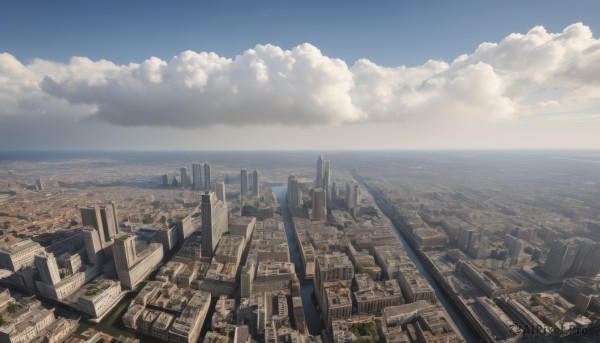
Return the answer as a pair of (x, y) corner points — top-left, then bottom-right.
(1, 0), (600, 151)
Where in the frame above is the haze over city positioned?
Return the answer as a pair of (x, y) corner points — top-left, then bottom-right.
(2, 1), (600, 150)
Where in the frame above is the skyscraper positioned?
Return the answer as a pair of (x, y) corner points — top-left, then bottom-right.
(312, 188), (326, 221)
(83, 227), (102, 266)
(252, 169), (260, 197)
(34, 252), (61, 286)
(201, 192), (229, 257)
(240, 169), (248, 195)
(162, 174), (169, 187)
(287, 175), (301, 208)
(571, 238), (600, 277)
(344, 181), (360, 210)
(504, 234), (525, 257)
(216, 180), (226, 203)
(180, 167), (188, 188)
(113, 234), (137, 271)
(80, 204), (119, 248)
(193, 163), (203, 190)
(323, 160), (331, 203)
(204, 163), (212, 191)
(316, 154), (324, 188)
(543, 239), (579, 279)
(100, 203), (119, 242)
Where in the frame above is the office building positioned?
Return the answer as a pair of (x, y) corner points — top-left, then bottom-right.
(323, 160), (331, 202)
(77, 279), (122, 318)
(543, 239), (579, 279)
(0, 239), (44, 272)
(571, 238), (600, 277)
(252, 169), (260, 197)
(240, 169), (248, 195)
(84, 227), (103, 266)
(504, 234), (525, 257)
(287, 175), (301, 209)
(80, 204), (119, 249)
(180, 167), (188, 189)
(314, 252), (354, 304)
(162, 174), (169, 187)
(35, 178), (44, 191)
(113, 234), (137, 271)
(201, 192), (229, 258)
(193, 163), (203, 190)
(312, 188), (326, 221)
(216, 180), (226, 203)
(34, 252), (61, 286)
(316, 154), (324, 188)
(322, 282), (352, 327)
(113, 235), (163, 290)
(344, 181), (360, 210)
(204, 163), (212, 190)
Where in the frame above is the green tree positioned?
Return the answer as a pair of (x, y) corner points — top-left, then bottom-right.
(7, 302), (21, 314)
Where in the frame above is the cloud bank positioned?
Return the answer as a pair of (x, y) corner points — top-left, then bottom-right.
(1, 23), (600, 129)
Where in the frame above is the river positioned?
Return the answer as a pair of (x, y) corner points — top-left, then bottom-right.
(353, 175), (481, 343)
(273, 184), (480, 342)
(272, 186), (325, 335)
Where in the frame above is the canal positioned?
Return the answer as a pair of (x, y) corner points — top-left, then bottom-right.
(76, 290), (163, 342)
(272, 186), (325, 336)
(353, 174), (481, 343)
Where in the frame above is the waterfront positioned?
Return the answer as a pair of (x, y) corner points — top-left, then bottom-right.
(354, 174), (481, 343)
(76, 290), (163, 342)
(273, 185), (325, 335)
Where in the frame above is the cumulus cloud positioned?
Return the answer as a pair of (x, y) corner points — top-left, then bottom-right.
(1, 23), (600, 128)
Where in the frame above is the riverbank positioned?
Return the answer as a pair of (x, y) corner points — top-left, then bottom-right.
(352, 172), (482, 343)
(272, 185), (325, 336)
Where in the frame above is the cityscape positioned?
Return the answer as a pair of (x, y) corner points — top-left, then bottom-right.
(2, 1), (600, 343)
(0, 151), (599, 342)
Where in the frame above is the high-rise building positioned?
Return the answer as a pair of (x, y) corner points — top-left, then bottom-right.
(287, 175), (301, 208)
(312, 188), (326, 221)
(83, 227), (103, 266)
(216, 180), (226, 203)
(113, 234), (137, 272)
(81, 204), (119, 251)
(193, 163), (203, 190)
(571, 238), (600, 277)
(180, 167), (188, 189)
(35, 178), (44, 191)
(34, 253), (61, 286)
(241, 169), (248, 195)
(201, 192), (229, 257)
(344, 181), (360, 210)
(316, 154), (324, 188)
(252, 170), (260, 197)
(504, 234), (524, 257)
(112, 234), (163, 290)
(543, 239), (579, 279)
(100, 203), (119, 242)
(331, 182), (338, 199)
(204, 163), (212, 191)
(162, 174), (169, 187)
(323, 160), (331, 203)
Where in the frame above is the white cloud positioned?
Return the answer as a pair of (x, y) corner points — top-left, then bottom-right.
(1, 23), (600, 129)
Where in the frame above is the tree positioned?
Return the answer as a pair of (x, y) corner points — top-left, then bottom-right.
(7, 302), (21, 314)
(142, 214), (153, 224)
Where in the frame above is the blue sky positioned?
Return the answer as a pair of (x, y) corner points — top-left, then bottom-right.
(3, 1), (599, 66)
(1, 1), (600, 150)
